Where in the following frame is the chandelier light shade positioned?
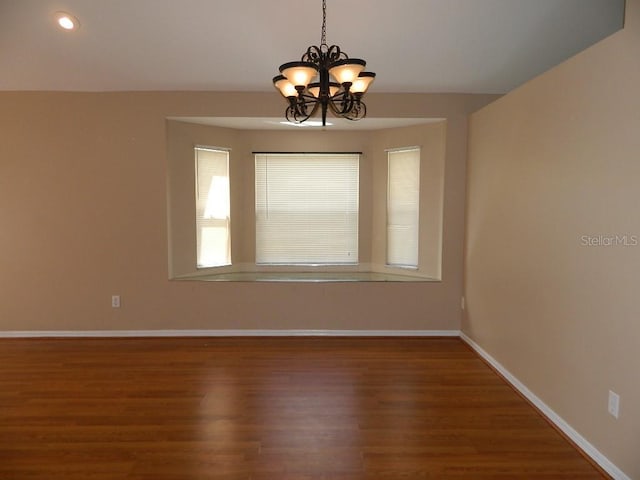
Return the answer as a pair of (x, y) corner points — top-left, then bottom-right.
(273, 0), (376, 126)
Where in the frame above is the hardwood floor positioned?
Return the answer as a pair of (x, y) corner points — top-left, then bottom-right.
(0, 337), (607, 479)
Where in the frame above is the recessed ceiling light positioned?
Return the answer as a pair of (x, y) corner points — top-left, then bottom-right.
(55, 12), (80, 31)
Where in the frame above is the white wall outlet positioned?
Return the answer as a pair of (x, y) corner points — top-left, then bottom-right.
(461, 296), (466, 310)
(608, 390), (620, 418)
(111, 295), (121, 308)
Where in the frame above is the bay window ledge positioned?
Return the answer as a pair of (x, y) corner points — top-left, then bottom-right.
(172, 264), (439, 282)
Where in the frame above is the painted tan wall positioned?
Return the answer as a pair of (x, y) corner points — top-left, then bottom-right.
(0, 91), (496, 332)
(465, 0), (640, 476)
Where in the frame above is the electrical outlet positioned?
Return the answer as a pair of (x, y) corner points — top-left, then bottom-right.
(111, 295), (121, 308)
(461, 296), (466, 310)
(608, 390), (620, 418)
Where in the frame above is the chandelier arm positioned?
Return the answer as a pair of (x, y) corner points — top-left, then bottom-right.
(325, 45), (345, 63)
(286, 96), (321, 124)
(327, 94), (367, 121)
(327, 95), (351, 118)
(329, 91), (355, 116)
(294, 99), (321, 123)
(343, 101), (366, 121)
(303, 45), (323, 64)
(302, 44), (345, 66)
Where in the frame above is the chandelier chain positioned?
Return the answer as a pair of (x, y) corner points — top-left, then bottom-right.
(321, 0), (327, 48)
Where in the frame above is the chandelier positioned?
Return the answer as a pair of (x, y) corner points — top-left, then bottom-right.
(272, 0), (376, 126)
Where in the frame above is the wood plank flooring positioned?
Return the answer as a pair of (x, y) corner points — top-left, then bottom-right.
(0, 337), (607, 479)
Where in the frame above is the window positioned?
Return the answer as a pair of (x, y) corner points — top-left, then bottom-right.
(255, 153), (359, 265)
(195, 147), (230, 268)
(387, 148), (420, 268)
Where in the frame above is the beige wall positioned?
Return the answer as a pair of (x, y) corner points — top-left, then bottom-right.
(0, 91), (496, 332)
(465, 0), (640, 477)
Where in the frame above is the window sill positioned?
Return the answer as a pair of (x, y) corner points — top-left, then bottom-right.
(174, 271), (438, 283)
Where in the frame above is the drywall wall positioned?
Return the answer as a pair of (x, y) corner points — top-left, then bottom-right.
(0, 91), (496, 332)
(465, 0), (640, 477)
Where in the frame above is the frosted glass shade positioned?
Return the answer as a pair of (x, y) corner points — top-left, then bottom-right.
(273, 75), (297, 98)
(280, 62), (318, 88)
(350, 72), (376, 94)
(329, 59), (366, 85)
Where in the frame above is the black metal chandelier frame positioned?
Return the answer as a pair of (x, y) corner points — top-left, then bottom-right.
(272, 0), (375, 126)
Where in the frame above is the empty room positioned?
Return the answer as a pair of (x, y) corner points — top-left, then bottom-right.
(0, 0), (637, 478)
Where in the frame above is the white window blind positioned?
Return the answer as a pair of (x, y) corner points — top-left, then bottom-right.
(195, 147), (231, 268)
(255, 153), (359, 265)
(387, 148), (420, 268)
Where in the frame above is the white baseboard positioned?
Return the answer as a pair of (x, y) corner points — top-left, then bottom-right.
(460, 332), (630, 480)
(0, 329), (460, 338)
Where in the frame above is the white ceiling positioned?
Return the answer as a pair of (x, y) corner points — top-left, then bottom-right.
(0, 0), (625, 94)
